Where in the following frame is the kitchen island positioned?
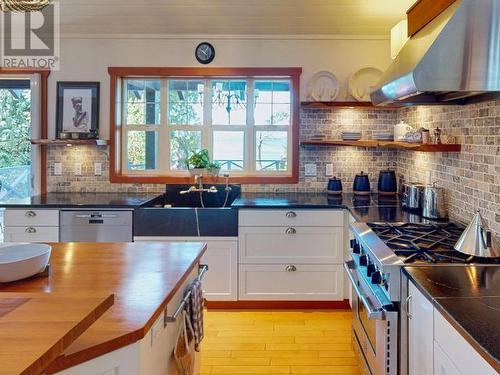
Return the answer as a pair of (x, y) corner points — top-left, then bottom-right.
(0, 241), (207, 374)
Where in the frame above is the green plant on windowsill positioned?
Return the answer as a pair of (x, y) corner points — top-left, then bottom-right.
(186, 149), (221, 177)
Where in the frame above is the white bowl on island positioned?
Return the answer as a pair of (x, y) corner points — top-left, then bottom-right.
(0, 243), (51, 283)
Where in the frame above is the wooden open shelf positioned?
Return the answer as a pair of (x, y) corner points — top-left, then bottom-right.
(301, 101), (399, 109)
(30, 139), (109, 146)
(301, 139), (461, 152)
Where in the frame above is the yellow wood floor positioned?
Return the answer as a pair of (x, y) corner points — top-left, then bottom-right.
(200, 309), (360, 375)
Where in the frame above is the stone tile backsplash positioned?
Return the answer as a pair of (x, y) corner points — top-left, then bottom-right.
(47, 100), (500, 235)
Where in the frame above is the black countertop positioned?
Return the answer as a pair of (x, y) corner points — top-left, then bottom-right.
(0, 193), (159, 208)
(404, 266), (500, 372)
(233, 192), (438, 223)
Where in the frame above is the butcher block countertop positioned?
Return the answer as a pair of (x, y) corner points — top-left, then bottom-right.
(0, 242), (207, 373)
(0, 293), (113, 375)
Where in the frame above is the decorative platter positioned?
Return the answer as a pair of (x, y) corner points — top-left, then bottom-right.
(306, 71), (340, 102)
(348, 67), (384, 102)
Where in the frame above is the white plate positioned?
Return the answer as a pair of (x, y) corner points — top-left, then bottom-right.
(0, 243), (51, 282)
(306, 71), (340, 101)
(348, 67), (384, 102)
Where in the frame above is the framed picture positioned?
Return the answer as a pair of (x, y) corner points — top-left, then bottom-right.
(56, 82), (99, 138)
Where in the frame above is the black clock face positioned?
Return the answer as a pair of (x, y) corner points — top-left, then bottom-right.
(195, 42), (215, 64)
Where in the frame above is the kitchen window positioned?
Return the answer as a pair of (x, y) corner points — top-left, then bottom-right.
(109, 68), (301, 184)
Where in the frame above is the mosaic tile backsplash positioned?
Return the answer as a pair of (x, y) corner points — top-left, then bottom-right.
(47, 100), (500, 235)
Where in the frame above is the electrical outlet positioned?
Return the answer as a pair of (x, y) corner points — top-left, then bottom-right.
(94, 162), (102, 176)
(325, 163), (334, 177)
(53, 163), (62, 176)
(304, 163), (317, 177)
(74, 163), (82, 176)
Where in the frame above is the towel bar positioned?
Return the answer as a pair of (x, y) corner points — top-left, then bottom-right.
(164, 264), (208, 326)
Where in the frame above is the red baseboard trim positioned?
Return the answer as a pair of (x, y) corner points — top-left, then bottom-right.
(205, 300), (351, 310)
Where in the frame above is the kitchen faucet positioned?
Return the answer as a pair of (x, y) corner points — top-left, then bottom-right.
(179, 174), (218, 194)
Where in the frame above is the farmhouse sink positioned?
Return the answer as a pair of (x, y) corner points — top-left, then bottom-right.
(134, 184), (240, 237)
(0, 243), (51, 282)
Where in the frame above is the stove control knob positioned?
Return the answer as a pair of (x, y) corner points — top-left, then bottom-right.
(350, 239), (357, 248)
(367, 263), (376, 276)
(371, 271), (383, 284)
(359, 255), (368, 266)
(352, 243), (361, 254)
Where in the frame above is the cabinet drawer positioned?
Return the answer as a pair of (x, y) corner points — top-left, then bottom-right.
(434, 309), (497, 375)
(239, 226), (343, 264)
(4, 226), (59, 242)
(239, 209), (344, 227)
(238, 264), (343, 301)
(4, 209), (59, 227)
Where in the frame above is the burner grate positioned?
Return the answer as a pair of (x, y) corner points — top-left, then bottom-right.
(367, 222), (500, 265)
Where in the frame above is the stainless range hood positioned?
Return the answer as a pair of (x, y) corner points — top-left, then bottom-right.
(371, 0), (500, 106)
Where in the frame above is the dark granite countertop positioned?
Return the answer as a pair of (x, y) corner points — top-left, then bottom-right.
(0, 193), (160, 208)
(404, 266), (500, 372)
(233, 192), (440, 223)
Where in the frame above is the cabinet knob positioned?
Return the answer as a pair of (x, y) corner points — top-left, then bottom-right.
(285, 265), (297, 272)
(285, 227), (297, 235)
(285, 211), (297, 218)
(25, 227), (37, 233)
(25, 211), (36, 218)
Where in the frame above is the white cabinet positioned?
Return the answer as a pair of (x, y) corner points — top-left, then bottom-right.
(3, 209), (59, 242)
(433, 308), (497, 375)
(134, 236), (238, 301)
(239, 264), (343, 300)
(433, 341), (462, 375)
(238, 209), (345, 301)
(408, 281), (434, 375)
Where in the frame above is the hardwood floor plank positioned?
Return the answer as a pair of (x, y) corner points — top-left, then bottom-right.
(210, 365), (291, 373)
(203, 357), (271, 366)
(231, 350), (318, 358)
(290, 365), (361, 374)
(271, 357), (358, 366)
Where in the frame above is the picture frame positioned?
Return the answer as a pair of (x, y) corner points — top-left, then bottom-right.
(56, 81), (100, 139)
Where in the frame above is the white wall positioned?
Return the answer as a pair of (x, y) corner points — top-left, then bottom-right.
(47, 35), (392, 139)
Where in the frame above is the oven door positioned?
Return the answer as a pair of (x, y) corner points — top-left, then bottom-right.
(345, 260), (398, 375)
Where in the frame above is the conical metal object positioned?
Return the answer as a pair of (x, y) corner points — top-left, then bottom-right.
(454, 211), (499, 258)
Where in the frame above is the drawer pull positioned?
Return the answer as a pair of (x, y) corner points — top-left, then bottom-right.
(285, 211), (297, 218)
(25, 211), (36, 218)
(25, 227), (37, 233)
(285, 265), (297, 272)
(285, 227), (297, 235)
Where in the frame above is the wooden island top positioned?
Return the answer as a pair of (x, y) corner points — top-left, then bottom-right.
(0, 241), (206, 373)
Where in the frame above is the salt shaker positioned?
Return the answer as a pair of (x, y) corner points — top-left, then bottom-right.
(434, 127), (442, 144)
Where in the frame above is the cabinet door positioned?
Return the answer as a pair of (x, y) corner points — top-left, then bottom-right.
(4, 209), (59, 226)
(200, 239), (238, 301)
(4, 226), (59, 242)
(408, 281), (434, 375)
(239, 264), (343, 301)
(434, 341), (462, 375)
(239, 226), (343, 264)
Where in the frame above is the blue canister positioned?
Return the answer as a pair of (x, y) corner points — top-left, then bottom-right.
(353, 171), (371, 195)
(327, 177), (343, 195)
(378, 170), (397, 195)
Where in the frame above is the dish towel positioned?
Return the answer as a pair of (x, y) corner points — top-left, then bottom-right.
(186, 279), (204, 351)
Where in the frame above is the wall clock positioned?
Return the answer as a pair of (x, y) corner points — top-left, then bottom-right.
(195, 42), (215, 64)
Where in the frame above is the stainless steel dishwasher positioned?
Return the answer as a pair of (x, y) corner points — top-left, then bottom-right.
(60, 210), (133, 242)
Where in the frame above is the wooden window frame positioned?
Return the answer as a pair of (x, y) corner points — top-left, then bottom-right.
(0, 68), (50, 194)
(108, 67), (301, 184)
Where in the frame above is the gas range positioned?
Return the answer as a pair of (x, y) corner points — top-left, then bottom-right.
(349, 221), (499, 302)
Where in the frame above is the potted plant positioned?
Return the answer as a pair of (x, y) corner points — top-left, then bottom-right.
(186, 149), (220, 177)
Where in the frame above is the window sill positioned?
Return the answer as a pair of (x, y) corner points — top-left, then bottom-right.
(109, 174), (298, 184)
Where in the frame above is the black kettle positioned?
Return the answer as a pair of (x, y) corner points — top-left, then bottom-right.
(353, 171), (371, 195)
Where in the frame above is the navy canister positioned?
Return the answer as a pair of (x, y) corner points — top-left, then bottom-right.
(327, 177), (343, 195)
(378, 170), (397, 195)
(353, 171), (371, 195)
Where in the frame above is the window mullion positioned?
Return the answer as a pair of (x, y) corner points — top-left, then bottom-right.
(246, 78), (255, 175)
(158, 79), (169, 173)
(204, 78), (212, 157)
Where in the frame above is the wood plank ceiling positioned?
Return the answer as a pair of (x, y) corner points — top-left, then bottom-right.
(58, 0), (416, 35)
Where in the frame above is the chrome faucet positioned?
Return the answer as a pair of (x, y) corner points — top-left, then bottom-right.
(179, 174), (218, 194)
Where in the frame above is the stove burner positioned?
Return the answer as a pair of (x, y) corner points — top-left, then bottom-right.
(367, 222), (500, 265)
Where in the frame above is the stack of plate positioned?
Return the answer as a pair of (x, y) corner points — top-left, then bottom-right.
(341, 132), (362, 141)
(373, 132), (394, 141)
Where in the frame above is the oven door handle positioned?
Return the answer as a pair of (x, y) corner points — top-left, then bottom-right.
(344, 261), (385, 320)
